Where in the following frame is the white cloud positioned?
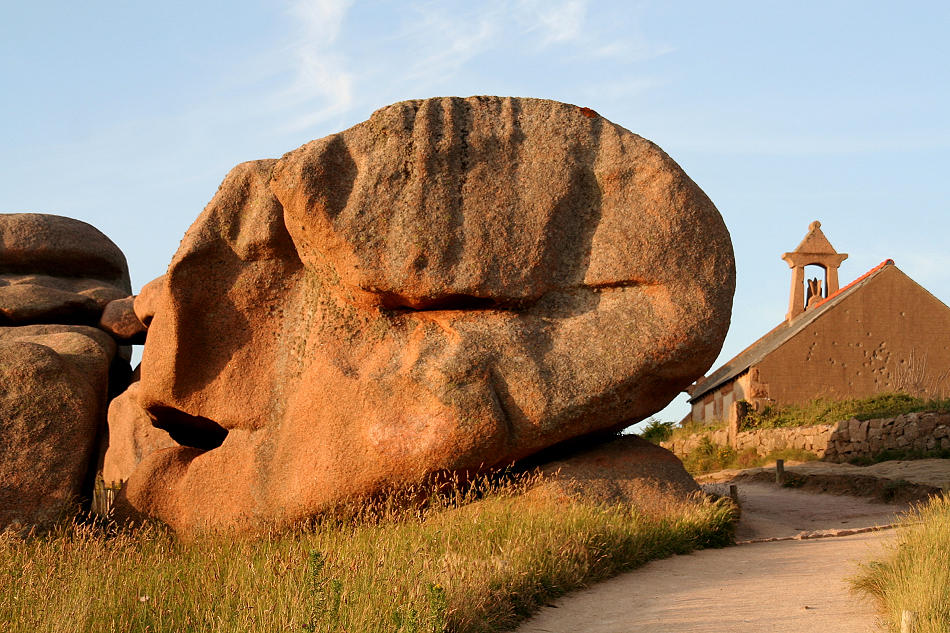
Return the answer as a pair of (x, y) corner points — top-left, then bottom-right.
(402, 6), (501, 83)
(288, 0), (352, 43)
(519, 0), (589, 45)
(279, 0), (356, 131)
(588, 39), (675, 62)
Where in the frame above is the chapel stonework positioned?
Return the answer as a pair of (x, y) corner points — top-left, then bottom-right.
(687, 221), (950, 424)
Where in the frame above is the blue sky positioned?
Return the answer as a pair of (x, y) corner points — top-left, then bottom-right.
(2, 1), (948, 423)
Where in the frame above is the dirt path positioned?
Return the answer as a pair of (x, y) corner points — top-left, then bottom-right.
(514, 483), (909, 633)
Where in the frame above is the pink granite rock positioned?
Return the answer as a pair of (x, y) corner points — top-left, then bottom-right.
(124, 97), (735, 533)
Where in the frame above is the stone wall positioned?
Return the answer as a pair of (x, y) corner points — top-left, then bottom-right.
(661, 410), (950, 463)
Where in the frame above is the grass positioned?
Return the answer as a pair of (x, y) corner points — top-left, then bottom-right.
(680, 437), (818, 476)
(849, 447), (950, 466)
(852, 493), (950, 632)
(667, 418), (725, 443)
(0, 472), (737, 633)
(740, 392), (950, 431)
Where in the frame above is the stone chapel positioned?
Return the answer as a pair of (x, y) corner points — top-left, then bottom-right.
(687, 221), (950, 423)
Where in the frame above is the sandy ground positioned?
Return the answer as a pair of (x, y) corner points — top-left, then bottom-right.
(514, 481), (912, 633)
(699, 458), (950, 491)
(718, 482), (908, 542)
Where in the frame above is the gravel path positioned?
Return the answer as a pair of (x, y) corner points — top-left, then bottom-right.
(514, 482), (909, 633)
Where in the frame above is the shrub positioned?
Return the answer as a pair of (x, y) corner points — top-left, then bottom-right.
(852, 493), (950, 632)
(680, 439), (817, 476)
(639, 419), (675, 444)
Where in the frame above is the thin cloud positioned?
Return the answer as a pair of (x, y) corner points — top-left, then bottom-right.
(518, 0), (589, 45)
(280, 0), (356, 131)
(399, 4), (502, 83)
(587, 39), (675, 62)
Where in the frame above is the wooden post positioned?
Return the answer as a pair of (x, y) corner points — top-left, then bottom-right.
(729, 484), (738, 501)
(901, 610), (917, 633)
(776, 459), (786, 485)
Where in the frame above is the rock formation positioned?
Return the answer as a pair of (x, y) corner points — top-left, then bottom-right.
(102, 381), (176, 485)
(133, 275), (164, 327)
(0, 213), (131, 325)
(99, 296), (147, 344)
(0, 214), (134, 530)
(0, 325), (116, 527)
(122, 97), (735, 532)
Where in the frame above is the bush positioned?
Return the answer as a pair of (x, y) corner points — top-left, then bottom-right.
(680, 438), (817, 476)
(639, 419), (675, 444)
(681, 437), (737, 474)
(852, 493), (950, 632)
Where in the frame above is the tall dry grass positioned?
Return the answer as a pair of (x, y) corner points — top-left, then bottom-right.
(0, 473), (736, 633)
(852, 493), (950, 632)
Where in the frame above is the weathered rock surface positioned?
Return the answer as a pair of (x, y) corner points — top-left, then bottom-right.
(125, 96), (735, 532)
(102, 382), (176, 485)
(99, 296), (147, 344)
(528, 435), (701, 509)
(0, 214), (131, 325)
(0, 325), (116, 529)
(133, 275), (164, 327)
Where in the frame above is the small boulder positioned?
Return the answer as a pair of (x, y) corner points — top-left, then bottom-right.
(133, 275), (164, 327)
(527, 434), (701, 510)
(99, 296), (147, 344)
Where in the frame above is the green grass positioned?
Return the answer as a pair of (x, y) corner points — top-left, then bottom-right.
(849, 447), (950, 466)
(0, 473), (737, 633)
(852, 493), (950, 632)
(668, 418), (725, 443)
(740, 392), (950, 431)
(680, 437), (818, 475)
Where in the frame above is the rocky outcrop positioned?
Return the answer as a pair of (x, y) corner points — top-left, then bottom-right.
(102, 382), (176, 485)
(0, 325), (116, 528)
(0, 214), (131, 326)
(0, 213), (133, 529)
(133, 275), (164, 327)
(123, 97), (735, 532)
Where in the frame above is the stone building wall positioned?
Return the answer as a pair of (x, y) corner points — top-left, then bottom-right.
(687, 265), (950, 425)
(754, 267), (950, 407)
(661, 410), (950, 463)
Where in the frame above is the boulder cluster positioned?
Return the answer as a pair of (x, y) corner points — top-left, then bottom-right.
(0, 214), (149, 528)
(1, 97), (735, 534)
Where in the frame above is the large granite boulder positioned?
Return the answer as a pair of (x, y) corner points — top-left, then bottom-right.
(0, 325), (116, 529)
(125, 97), (735, 532)
(0, 213), (131, 326)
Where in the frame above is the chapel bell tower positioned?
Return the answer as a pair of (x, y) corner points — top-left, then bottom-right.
(782, 221), (848, 323)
